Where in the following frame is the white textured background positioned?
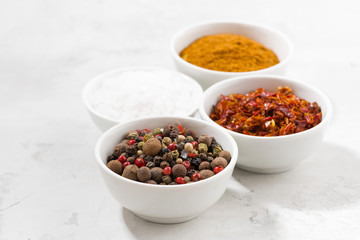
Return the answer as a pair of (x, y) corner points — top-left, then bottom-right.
(1, 0), (360, 239)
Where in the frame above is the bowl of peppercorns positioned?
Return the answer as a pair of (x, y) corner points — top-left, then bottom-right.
(95, 116), (238, 223)
(199, 75), (332, 173)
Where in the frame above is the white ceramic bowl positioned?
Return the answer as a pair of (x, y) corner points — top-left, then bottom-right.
(171, 21), (293, 90)
(82, 67), (203, 132)
(95, 116), (238, 223)
(199, 75), (332, 173)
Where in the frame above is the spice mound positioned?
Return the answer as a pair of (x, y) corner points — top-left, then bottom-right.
(180, 34), (279, 72)
(210, 87), (322, 136)
(106, 121), (231, 185)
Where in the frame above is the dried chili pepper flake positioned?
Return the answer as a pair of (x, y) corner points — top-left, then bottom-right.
(209, 87), (322, 136)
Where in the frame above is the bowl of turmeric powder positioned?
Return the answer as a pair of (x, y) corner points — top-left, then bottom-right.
(171, 21), (293, 90)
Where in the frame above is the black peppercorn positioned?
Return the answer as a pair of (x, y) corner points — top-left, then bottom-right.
(107, 154), (115, 163)
(153, 156), (162, 166)
(187, 169), (195, 177)
(144, 155), (153, 163)
(160, 161), (170, 169)
(191, 158), (201, 168)
(169, 160), (176, 168)
(146, 161), (155, 168)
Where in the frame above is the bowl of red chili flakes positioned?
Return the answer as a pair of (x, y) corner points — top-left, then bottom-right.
(199, 75), (332, 173)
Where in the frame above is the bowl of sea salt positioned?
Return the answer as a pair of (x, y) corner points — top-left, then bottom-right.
(82, 67), (203, 132)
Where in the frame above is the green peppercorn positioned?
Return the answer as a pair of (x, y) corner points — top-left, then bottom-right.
(128, 132), (139, 140)
(198, 143), (208, 153)
(152, 128), (162, 136)
(162, 137), (172, 146)
(170, 150), (179, 159)
(186, 136), (194, 142)
(212, 144), (223, 156)
(176, 158), (183, 164)
(143, 134), (152, 142)
(137, 141), (144, 150)
(137, 150), (143, 156)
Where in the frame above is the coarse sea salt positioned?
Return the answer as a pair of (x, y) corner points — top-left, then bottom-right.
(89, 69), (200, 122)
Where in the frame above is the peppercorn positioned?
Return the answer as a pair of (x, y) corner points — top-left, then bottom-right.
(177, 142), (185, 151)
(127, 156), (135, 164)
(137, 150), (143, 156)
(172, 164), (187, 178)
(211, 157), (228, 169)
(137, 141), (144, 150)
(143, 134), (152, 142)
(107, 154), (115, 163)
(199, 161), (211, 171)
(150, 167), (163, 183)
(170, 150), (179, 159)
(162, 137), (172, 146)
(199, 153), (207, 161)
(161, 147), (170, 155)
(176, 135), (185, 143)
(219, 150), (231, 163)
(152, 128), (162, 136)
(185, 129), (196, 138)
(198, 134), (212, 147)
(155, 135), (162, 141)
(168, 182), (176, 185)
(146, 161), (155, 168)
(160, 161), (170, 169)
(187, 169), (195, 177)
(125, 144), (137, 155)
(137, 166), (151, 182)
(169, 160), (176, 167)
(191, 158), (201, 168)
(163, 124), (179, 139)
(153, 156), (162, 166)
(176, 158), (183, 164)
(113, 142), (128, 157)
(162, 175), (172, 184)
(122, 165), (139, 181)
(146, 180), (157, 184)
(184, 142), (193, 152)
(184, 176), (190, 183)
(199, 169), (214, 179)
(135, 136), (143, 142)
(162, 152), (172, 162)
(142, 137), (162, 156)
(212, 144), (222, 156)
(144, 155), (153, 163)
(125, 130), (138, 139)
(107, 160), (123, 175)
(198, 143), (208, 153)
(186, 136), (194, 142)
(213, 166), (224, 174)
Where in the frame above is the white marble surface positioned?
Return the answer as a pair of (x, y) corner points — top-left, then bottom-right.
(1, 0), (360, 239)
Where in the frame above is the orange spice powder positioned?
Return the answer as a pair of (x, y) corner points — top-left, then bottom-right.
(180, 34), (280, 72)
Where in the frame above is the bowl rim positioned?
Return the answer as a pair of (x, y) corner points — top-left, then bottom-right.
(82, 66), (203, 124)
(95, 116), (238, 188)
(170, 20), (294, 76)
(198, 74), (333, 140)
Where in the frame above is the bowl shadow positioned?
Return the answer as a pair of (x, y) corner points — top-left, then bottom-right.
(121, 142), (360, 239)
(231, 141), (360, 211)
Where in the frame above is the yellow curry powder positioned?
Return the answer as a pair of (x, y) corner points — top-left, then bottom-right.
(180, 34), (280, 72)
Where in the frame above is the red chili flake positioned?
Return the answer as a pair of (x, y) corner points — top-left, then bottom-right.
(209, 87), (322, 136)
